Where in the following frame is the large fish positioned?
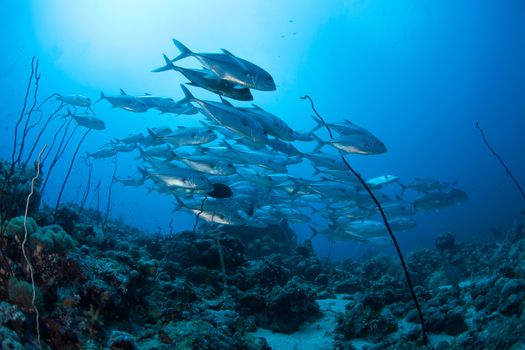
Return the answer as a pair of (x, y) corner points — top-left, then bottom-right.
(175, 197), (244, 225)
(153, 54), (254, 101)
(201, 121), (267, 150)
(119, 89), (175, 109)
(238, 104), (295, 141)
(86, 148), (117, 159)
(96, 90), (149, 113)
(301, 152), (348, 171)
(179, 156), (236, 176)
(399, 178), (453, 194)
(113, 133), (145, 144)
(57, 94), (92, 107)
(66, 109), (105, 130)
(114, 175), (145, 187)
(365, 175), (399, 188)
(139, 166), (214, 193)
(310, 116), (375, 137)
(413, 188), (468, 210)
(180, 85), (268, 144)
(146, 126), (217, 148)
(313, 133), (387, 155)
(171, 39), (276, 91)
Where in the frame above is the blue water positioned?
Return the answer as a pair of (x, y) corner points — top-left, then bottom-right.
(1, 1), (524, 261)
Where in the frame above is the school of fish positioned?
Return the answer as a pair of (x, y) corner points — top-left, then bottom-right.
(61, 39), (468, 244)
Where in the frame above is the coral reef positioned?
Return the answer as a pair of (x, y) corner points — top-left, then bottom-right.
(1, 161), (525, 349)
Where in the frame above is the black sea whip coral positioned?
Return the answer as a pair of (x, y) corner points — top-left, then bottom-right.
(301, 95), (428, 345)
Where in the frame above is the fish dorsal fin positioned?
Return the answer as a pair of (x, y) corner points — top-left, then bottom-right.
(176, 126), (186, 129)
(221, 48), (247, 69)
(146, 128), (158, 139)
(344, 118), (354, 125)
(198, 120), (210, 127)
(221, 140), (234, 150)
(120, 88), (127, 95)
(251, 104), (263, 110)
(219, 96), (234, 107)
(143, 93), (151, 96)
(201, 67), (217, 78)
(221, 48), (236, 57)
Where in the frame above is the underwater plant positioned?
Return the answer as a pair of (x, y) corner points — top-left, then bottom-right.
(476, 122), (525, 200)
(301, 94), (428, 345)
(21, 145), (46, 350)
(102, 154), (118, 229)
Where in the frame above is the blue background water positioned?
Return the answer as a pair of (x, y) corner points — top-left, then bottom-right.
(1, 1), (524, 260)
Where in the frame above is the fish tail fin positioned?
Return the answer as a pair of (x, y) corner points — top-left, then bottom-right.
(308, 225), (320, 240)
(221, 139), (235, 151)
(179, 84), (195, 103)
(312, 133), (327, 153)
(137, 166), (149, 178)
(397, 181), (407, 195)
(152, 54), (177, 72)
(312, 165), (322, 177)
(171, 39), (193, 62)
(146, 128), (159, 140)
(65, 108), (74, 118)
(174, 196), (186, 211)
(136, 169), (147, 183)
(95, 92), (105, 104)
(309, 115), (325, 134)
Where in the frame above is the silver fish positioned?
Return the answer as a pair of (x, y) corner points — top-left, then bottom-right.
(313, 133), (387, 155)
(67, 109), (105, 130)
(413, 188), (468, 210)
(114, 175), (145, 187)
(57, 94), (91, 107)
(114, 133), (145, 144)
(153, 54), (254, 101)
(139, 166), (214, 192)
(239, 104), (295, 141)
(175, 197), (244, 225)
(180, 85), (268, 144)
(171, 39), (276, 91)
(365, 175), (399, 188)
(180, 156), (236, 176)
(96, 90), (149, 113)
(146, 127), (217, 148)
(86, 148), (117, 158)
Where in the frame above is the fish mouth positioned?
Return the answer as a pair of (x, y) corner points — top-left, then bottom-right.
(257, 84), (277, 91)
